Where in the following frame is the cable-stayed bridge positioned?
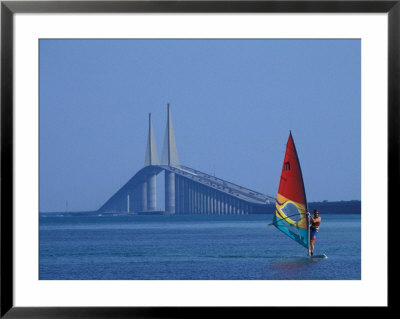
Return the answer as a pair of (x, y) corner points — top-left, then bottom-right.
(99, 104), (275, 215)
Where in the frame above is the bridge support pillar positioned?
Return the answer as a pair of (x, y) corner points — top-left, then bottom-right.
(147, 174), (157, 211)
(127, 193), (130, 213)
(141, 181), (148, 212)
(165, 171), (175, 214)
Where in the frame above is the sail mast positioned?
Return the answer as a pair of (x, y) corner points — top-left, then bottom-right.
(290, 132), (311, 256)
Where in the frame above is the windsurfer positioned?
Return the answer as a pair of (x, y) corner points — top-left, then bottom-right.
(307, 209), (321, 256)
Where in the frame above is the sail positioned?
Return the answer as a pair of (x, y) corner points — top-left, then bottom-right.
(272, 132), (309, 249)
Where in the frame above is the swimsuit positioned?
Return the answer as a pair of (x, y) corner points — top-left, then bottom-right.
(310, 228), (318, 242)
(310, 220), (320, 242)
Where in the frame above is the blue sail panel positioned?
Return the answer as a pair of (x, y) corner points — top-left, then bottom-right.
(272, 208), (308, 249)
(273, 194), (309, 249)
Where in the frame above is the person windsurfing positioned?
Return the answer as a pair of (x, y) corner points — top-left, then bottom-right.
(307, 209), (321, 256)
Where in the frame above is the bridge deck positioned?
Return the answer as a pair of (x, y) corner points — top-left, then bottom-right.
(100, 164), (276, 212)
(161, 165), (275, 205)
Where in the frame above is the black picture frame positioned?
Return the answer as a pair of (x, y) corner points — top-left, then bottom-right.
(1, 1), (395, 317)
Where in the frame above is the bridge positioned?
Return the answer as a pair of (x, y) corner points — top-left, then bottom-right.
(99, 104), (275, 215)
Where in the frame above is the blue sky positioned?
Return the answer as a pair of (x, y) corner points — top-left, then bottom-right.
(39, 39), (360, 212)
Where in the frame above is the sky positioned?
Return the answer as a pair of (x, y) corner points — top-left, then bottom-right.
(39, 39), (360, 212)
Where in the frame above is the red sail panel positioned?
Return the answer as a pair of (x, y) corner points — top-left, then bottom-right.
(278, 132), (307, 206)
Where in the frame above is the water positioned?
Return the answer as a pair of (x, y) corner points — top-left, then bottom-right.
(39, 214), (361, 280)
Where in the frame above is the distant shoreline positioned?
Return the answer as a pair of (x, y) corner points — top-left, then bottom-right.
(40, 200), (361, 216)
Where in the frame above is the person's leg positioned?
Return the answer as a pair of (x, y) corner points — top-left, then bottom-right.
(310, 230), (315, 255)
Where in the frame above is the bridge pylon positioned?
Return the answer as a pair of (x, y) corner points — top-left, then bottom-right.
(161, 104), (179, 167)
(144, 113), (158, 211)
(145, 113), (159, 166)
(162, 104), (179, 214)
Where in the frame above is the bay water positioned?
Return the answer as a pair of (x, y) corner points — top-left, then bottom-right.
(39, 214), (361, 280)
